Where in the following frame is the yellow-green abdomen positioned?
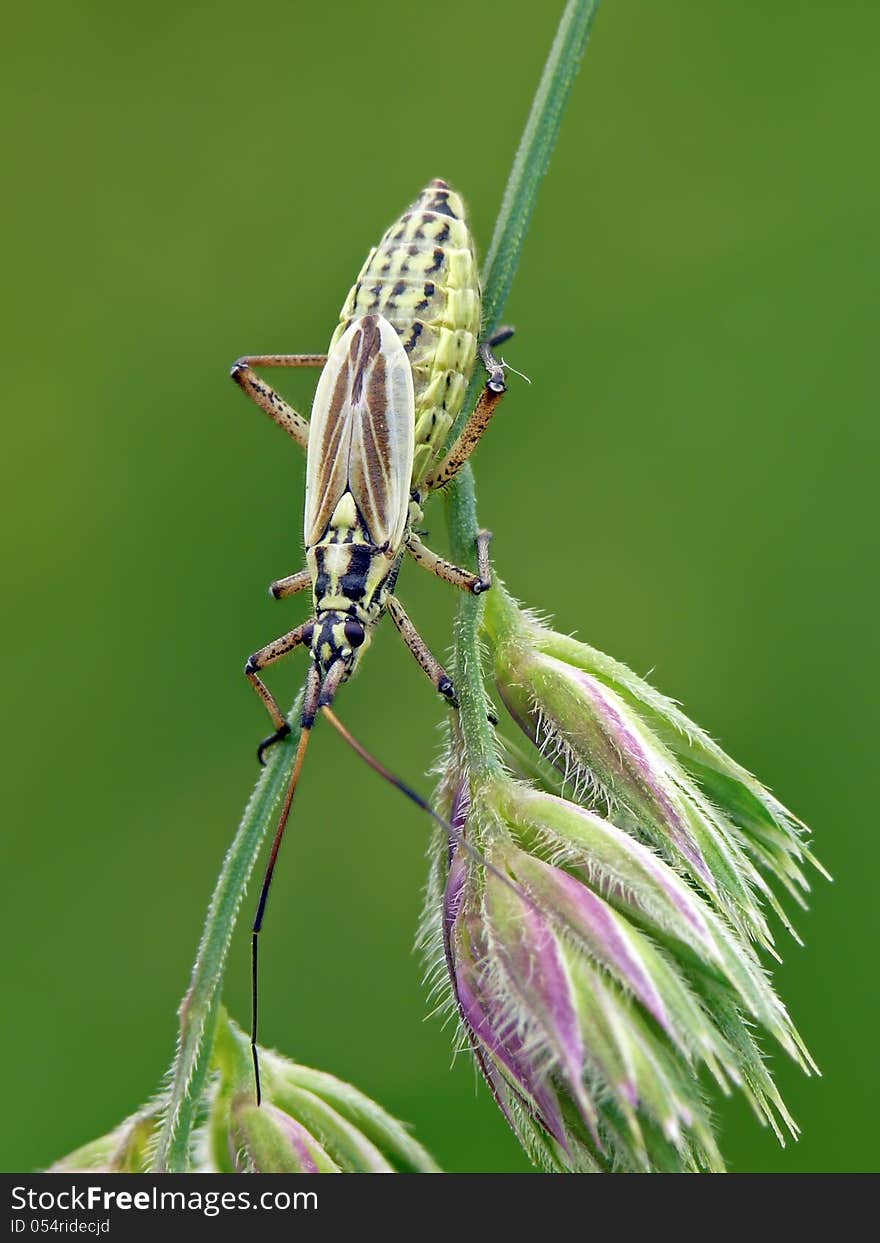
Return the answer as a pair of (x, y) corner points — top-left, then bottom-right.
(330, 179), (481, 487)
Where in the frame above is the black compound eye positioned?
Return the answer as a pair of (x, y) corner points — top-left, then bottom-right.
(344, 618), (365, 648)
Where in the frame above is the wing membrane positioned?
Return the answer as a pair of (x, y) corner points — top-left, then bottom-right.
(304, 347), (355, 547)
(305, 315), (414, 550)
(348, 316), (414, 549)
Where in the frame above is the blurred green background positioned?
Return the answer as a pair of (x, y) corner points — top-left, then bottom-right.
(2, 1), (877, 1173)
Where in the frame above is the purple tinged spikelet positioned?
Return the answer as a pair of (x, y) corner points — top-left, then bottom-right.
(421, 585), (822, 1172)
(207, 1010), (441, 1174)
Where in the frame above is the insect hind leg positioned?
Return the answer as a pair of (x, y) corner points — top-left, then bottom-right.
(421, 336), (509, 492)
(231, 353), (328, 451)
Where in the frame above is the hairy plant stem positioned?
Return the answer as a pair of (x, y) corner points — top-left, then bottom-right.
(154, 0), (600, 1172)
(152, 705), (302, 1172)
(446, 0), (600, 783)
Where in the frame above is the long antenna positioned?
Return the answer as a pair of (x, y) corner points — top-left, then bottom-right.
(321, 706), (534, 905)
(251, 723), (312, 1105)
(250, 701), (537, 1107)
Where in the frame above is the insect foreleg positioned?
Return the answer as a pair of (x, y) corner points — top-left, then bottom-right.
(268, 568), (313, 600)
(405, 529), (493, 595)
(230, 353), (328, 451)
(386, 595), (458, 706)
(245, 620), (315, 761)
(421, 340), (508, 492)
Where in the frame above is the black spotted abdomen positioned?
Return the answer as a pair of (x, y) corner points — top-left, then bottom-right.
(329, 179), (482, 488)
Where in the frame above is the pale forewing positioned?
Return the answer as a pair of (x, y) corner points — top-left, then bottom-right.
(347, 316), (415, 549)
(305, 315), (414, 550)
(304, 324), (358, 547)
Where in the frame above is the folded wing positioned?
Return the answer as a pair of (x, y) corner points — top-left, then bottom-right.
(305, 314), (415, 550)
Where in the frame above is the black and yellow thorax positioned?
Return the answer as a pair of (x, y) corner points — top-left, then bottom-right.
(307, 489), (397, 626)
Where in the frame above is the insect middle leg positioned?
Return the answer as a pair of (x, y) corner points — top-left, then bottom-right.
(230, 353), (328, 450)
(245, 620), (315, 762)
(406, 529), (493, 594)
(421, 336), (509, 492)
(268, 568), (313, 600)
(386, 595), (457, 706)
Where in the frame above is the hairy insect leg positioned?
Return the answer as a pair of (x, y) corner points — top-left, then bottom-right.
(405, 529), (493, 595)
(421, 338), (509, 491)
(475, 527), (493, 588)
(387, 595), (458, 706)
(268, 568), (313, 600)
(230, 353), (328, 450)
(245, 620), (315, 762)
(486, 325), (515, 349)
